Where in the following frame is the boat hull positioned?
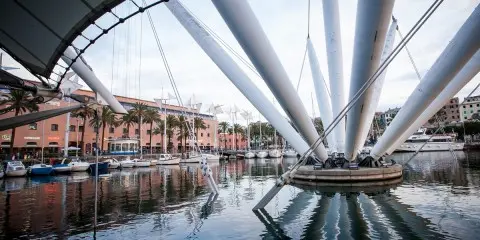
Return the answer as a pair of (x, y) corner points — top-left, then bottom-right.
(150, 160), (158, 166)
(134, 161), (151, 167)
(70, 164), (90, 172)
(203, 154), (220, 161)
(268, 150), (282, 158)
(0, 171), (4, 178)
(158, 158), (180, 165)
(107, 162), (120, 169)
(120, 161), (135, 168)
(180, 156), (202, 163)
(53, 164), (72, 173)
(30, 167), (53, 175)
(6, 169), (27, 177)
(244, 152), (255, 159)
(395, 142), (464, 152)
(256, 151), (268, 158)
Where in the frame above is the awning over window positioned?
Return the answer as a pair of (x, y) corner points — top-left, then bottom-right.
(0, 0), (123, 78)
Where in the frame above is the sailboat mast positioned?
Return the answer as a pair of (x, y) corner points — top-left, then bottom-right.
(259, 112), (262, 150)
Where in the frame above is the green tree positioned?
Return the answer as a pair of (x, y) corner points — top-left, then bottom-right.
(165, 115), (178, 152)
(0, 90), (39, 151)
(89, 106), (116, 151)
(313, 117), (324, 134)
(144, 108), (161, 154)
(176, 115), (189, 153)
(153, 120), (165, 152)
(72, 106), (94, 154)
(193, 117), (207, 140)
(121, 110), (137, 137)
(233, 123), (245, 149)
(218, 121), (229, 149)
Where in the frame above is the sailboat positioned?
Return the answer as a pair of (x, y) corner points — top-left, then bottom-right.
(28, 163), (53, 176)
(256, 117), (268, 158)
(268, 128), (282, 158)
(241, 110), (255, 159)
(68, 158), (90, 172)
(53, 158), (72, 173)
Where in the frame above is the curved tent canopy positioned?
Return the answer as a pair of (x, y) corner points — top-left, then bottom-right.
(0, 0), (124, 79)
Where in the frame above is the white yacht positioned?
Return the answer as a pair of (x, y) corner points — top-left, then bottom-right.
(180, 152), (202, 163)
(395, 128), (464, 152)
(149, 159), (158, 166)
(256, 151), (268, 158)
(68, 158), (90, 172)
(283, 149), (297, 158)
(158, 154), (180, 165)
(244, 151), (255, 159)
(5, 161), (27, 177)
(268, 149), (282, 158)
(120, 157), (135, 168)
(202, 153), (220, 161)
(133, 158), (151, 167)
(103, 158), (121, 169)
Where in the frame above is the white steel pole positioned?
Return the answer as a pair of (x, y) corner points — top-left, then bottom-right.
(357, 19), (398, 155)
(322, 0), (346, 153)
(63, 98), (71, 158)
(371, 7), (480, 159)
(307, 38), (335, 152)
(385, 50), (480, 155)
(345, 0), (395, 161)
(76, 118), (79, 157)
(210, 0), (328, 160)
(62, 47), (127, 114)
(164, 99), (167, 153)
(165, 0), (313, 156)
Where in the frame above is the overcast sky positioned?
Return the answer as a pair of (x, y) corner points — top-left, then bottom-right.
(1, 0), (479, 124)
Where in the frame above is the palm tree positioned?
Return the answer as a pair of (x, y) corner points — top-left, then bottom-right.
(89, 106), (116, 152)
(165, 115), (178, 152)
(0, 90), (39, 152)
(152, 120), (165, 152)
(121, 110), (137, 137)
(218, 121), (229, 150)
(130, 102), (149, 137)
(72, 106), (94, 155)
(193, 117), (207, 140)
(144, 108), (161, 154)
(176, 115), (188, 153)
(233, 124), (244, 150)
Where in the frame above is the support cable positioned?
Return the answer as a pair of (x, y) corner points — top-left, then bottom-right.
(296, 0), (311, 92)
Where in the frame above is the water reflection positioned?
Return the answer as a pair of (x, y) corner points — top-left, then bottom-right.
(0, 152), (478, 239)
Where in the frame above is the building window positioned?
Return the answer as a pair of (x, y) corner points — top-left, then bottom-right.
(443, 106), (446, 109)
(470, 105), (473, 107)
(28, 123), (37, 130)
(457, 110), (459, 113)
(135, 129), (140, 135)
(464, 111), (467, 114)
(69, 125), (76, 132)
(79, 126), (84, 132)
(109, 127), (115, 134)
(471, 110), (474, 114)
(207, 133), (210, 137)
(200, 133), (203, 137)
(463, 105), (466, 108)
(465, 116), (467, 120)
(477, 104), (479, 107)
(51, 124), (58, 131)
(123, 128), (128, 134)
(147, 130), (151, 135)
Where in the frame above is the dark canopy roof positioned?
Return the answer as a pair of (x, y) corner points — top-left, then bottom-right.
(0, 0), (124, 78)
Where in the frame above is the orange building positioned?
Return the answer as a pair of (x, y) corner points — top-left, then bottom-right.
(0, 89), (219, 157)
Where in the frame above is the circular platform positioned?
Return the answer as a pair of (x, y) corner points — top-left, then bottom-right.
(291, 164), (403, 183)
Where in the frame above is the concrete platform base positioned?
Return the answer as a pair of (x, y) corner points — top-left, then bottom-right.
(292, 164), (403, 182)
(291, 176), (402, 194)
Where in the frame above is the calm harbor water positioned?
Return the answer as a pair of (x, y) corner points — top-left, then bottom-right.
(0, 151), (479, 239)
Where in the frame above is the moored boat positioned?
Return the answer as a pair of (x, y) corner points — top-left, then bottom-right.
(133, 158), (151, 167)
(5, 161), (27, 177)
(89, 162), (109, 175)
(158, 154), (180, 165)
(120, 157), (135, 168)
(53, 158), (72, 173)
(103, 158), (121, 169)
(180, 152), (202, 163)
(268, 149), (282, 158)
(149, 159), (158, 166)
(28, 164), (53, 176)
(283, 149), (297, 158)
(68, 158), (90, 172)
(256, 151), (268, 158)
(395, 128), (464, 152)
(202, 153), (220, 161)
(244, 151), (255, 159)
